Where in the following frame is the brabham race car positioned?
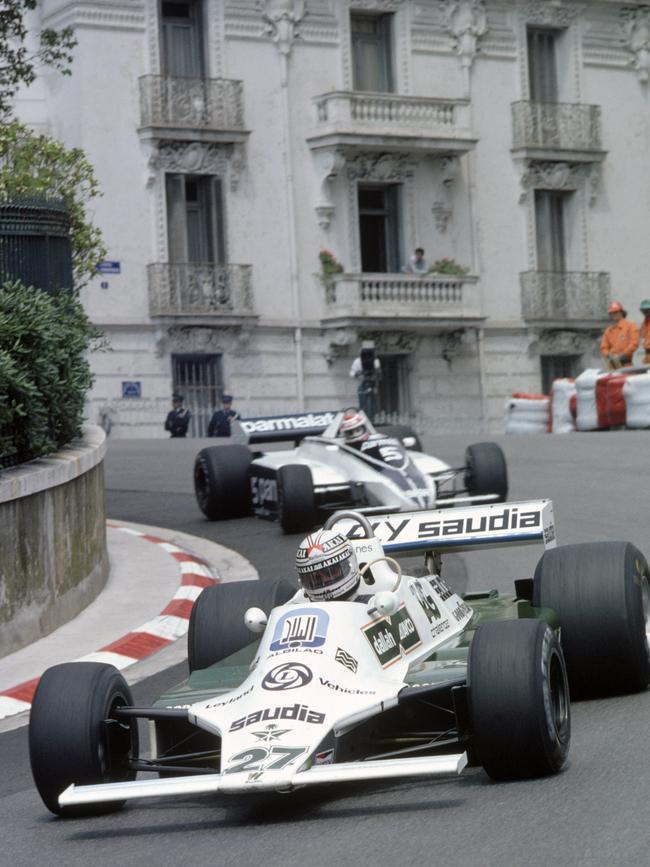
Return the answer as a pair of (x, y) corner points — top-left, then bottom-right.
(193, 408), (508, 533)
(29, 500), (650, 816)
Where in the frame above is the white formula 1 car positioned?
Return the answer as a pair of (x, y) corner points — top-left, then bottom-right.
(193, 409), (508, 533)
(29, 501), (650, 815)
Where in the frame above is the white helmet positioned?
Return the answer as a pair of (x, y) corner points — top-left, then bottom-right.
(340, 409), (370, 444)
(296, 529), (361, 602)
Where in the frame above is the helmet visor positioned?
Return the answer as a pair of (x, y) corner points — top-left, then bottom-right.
(298, 555), (355, 594)
(344, 424), (366, 441)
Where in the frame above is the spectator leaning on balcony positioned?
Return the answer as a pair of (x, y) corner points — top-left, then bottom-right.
(600, 301), (640, 370)
(640, 299), (650, 364)
(402, 247), (427, 275)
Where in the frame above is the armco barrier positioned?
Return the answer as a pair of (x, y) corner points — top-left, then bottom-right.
(0, 426), (108, 658)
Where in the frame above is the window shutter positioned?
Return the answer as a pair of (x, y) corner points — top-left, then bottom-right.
(166, 174), (188, 263)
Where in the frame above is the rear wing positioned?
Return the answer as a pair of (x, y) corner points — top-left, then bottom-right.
(336, 500), (556, 555)
(232, 411), (338, 445)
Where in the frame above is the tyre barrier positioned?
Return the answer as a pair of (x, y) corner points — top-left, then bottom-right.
(623, 372), (650, 428)
(575, 369), (607, 431)
(550, 379), (576, 434)
(504, 393), (549, 434)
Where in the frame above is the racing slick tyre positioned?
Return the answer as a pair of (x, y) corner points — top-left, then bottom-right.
(188, 578), (296, 673)
(533, 541), (650, 698)
(375, 424), (423, 452)
(468, 619), (570, 781)
(277, 463), (317, 534)
(194, 444), (252, 520)
(29, 662), (138, 817)
(464, 441), (508, 502)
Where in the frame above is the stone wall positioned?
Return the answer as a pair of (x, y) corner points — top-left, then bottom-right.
(0, 426), (108, 658)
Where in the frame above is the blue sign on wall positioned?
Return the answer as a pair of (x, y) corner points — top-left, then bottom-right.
(122, 381), (141, 398)
(97, 260), (121, 274)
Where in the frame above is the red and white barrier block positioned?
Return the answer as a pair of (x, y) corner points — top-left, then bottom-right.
(550, 379), (577, 434)
(505, 392), (550, 434)
(624, 372), (650, 428)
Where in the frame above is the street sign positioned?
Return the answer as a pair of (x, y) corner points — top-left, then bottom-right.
(122, 381), (141, 398)
(97, 260), (121, 274)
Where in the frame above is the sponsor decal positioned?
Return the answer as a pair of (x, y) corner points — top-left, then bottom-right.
(544, 523), (556, 544)
(225, 745), (308, 777)
(251, 724), (292, 742)
(319, 677), (375, 695)
(250, 475), (278, 506)
(230, 703), (326, 732)
(362, 604), (422, 669)
(451, 600), (472, 623)
(335, 647), (358, 674)
(205, 684), (254, 709)
(240, 412), (336, 434)
(262, 662), (312, 691)
(269, 608), (329, 652)
(409, 578), (442, 622)
(345, 508), (543, 542)
(429, 574), (453, 602)
(269, 647), (323, 658)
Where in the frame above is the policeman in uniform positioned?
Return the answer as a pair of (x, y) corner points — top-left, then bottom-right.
(208, 394), (240, 437)
(164, 393), (192, 438)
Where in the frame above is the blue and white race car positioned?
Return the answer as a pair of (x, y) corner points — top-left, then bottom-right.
(193, 408), (508, 533)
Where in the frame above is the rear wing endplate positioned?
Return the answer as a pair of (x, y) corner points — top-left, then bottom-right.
(231, 411), (338, 445)
(336, 499), (556, 555)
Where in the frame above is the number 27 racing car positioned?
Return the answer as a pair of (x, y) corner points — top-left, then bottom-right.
(193, 408), (508, 533)
(29, 500), (650, 816)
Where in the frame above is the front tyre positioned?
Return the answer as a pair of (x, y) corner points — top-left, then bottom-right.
(194, 444), (252, 520)
(29, 662), (138, 816)
(533, 541), (650, 697)
(468, 619), (570, 781)
(277, 464), (317, 534)
(464, 442), (508, 502)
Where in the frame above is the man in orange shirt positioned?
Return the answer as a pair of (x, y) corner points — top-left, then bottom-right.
(640, 299), (650, 364)
(600, 301), (639, 370)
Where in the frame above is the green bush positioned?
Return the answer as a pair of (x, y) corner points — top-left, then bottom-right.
(0, 281), (101, 462)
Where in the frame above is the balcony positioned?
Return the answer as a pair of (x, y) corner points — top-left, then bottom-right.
(307, 91), (476, 155)
(511, 101), (605, 162)
(139, 76), (248, 143)
(148, 263), (255, 322)
(520, 271), (610, 327)
(321, 273), (483, 330)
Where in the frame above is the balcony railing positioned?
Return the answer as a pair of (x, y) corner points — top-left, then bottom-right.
(322, 273), (480, 323)
(139, 76), (245, 132)
(520, 271), (610, 322)
(310, 91), (474, 151)
(511, 101), (602, 154)
(148, 263), (253, 318)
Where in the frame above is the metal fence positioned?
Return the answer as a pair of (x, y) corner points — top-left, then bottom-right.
(0, 198), (73, 293)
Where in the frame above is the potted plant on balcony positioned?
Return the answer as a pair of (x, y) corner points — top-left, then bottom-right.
(427, 257), (469, 276)
(318, 249), (344, 286)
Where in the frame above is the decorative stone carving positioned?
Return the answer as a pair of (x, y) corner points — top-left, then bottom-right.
(325, 327), (358, 366)
(361, 331), (418, 353)
(621, 6), (650, 83)
(261, 0), (306, 56)
(524, 1), (580, 28)
(441, 329), (466, 364)
(518, 160), (601, 207)
(347, 152), (413, 182)
(442, 0), (488, 91)
(148, 141), (245, 191)
(156, 324), (253, 358)
(349, 0), (406, 10)
(313, 148), (346, 230)
(430, 154), (459, 232)
(432, 202), (453, 232)
(529, 329), (597, 356)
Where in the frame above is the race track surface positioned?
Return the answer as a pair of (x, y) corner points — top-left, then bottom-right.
(3, 431), (650, 867)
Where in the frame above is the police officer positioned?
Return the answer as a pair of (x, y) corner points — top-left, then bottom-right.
(164, 393), (192, 438)
(207, 394), (240, 437)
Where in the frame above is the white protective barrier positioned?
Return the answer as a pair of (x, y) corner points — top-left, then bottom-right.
(575, 369), (606, 431)
(550, 378), (576, 434)
(623, 372), (650, 428)
(504, 396), (550, 434)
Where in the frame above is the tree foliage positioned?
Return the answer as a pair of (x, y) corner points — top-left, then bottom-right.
(0, 121), (107, 288)
(0, 0), (76, 117)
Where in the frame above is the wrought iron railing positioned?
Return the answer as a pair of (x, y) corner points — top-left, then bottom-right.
(520, 271), (610, 321)
(314, 91), (470, 134)
(511, 101), (602, 152)
(148, 263), (253, 317)
(139, 75), (245, 130)
(0, 198), (72, 293)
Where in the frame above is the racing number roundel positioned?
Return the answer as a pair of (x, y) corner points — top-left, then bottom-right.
(262, 662), (313, 690)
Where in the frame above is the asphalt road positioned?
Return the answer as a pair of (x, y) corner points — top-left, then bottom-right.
(3, 431), (650, 867)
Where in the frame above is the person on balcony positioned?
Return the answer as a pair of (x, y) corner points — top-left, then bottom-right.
(402, 247), (427, 276)
(600, 301), (639, 370)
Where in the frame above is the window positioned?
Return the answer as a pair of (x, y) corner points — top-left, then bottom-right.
(527, 28), (558, 102)
(535, 190), (566, 272)
(351, 14), (393, 92)
(358, 185), (400, 273)
(376, 354), (411, 422)
(172, 353), (222, 437)
(166, 175), (225, 264)
(161, 0), (204, 77)
(541, 355), (579, 395)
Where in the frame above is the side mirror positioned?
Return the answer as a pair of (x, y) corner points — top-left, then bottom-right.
(402, 436), (417, 449)
(369, 591), (399, 617)
(244, 607), (268, 633)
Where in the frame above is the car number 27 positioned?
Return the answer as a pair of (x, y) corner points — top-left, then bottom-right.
(225, 746), (306, 775)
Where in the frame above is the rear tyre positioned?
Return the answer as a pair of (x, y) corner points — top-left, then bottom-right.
(468, 619), (570, 781)
(29, 662), (138, 817)
(375, 424), (423, 452)
(464, 442), (508, 502)
(188, 579), (297, 673)
(277, 464), (317, 534)
(194, 444), (252, 520)
(533, 541), (650, 697)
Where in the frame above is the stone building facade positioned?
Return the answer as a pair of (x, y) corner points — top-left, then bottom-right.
(18, 0), (650, 436)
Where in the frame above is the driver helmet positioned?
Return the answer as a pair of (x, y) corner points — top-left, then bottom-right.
(340, 409), (370, 444)
(295, 529), (361, 602)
